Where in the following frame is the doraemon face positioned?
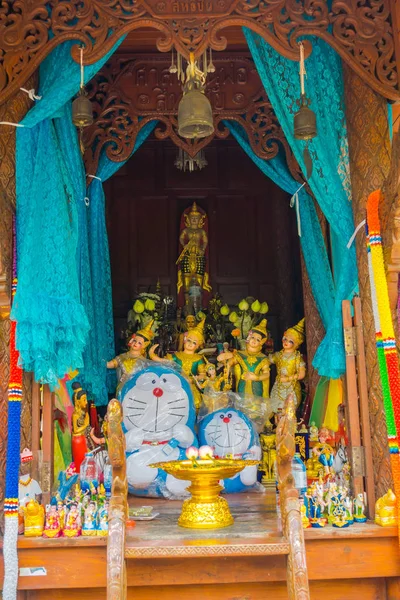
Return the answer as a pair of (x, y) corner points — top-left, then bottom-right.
(122, 370), (190, 438)
(203, 410), (251, 456)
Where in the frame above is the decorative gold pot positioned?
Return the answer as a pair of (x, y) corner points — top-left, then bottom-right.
(150, 458), (259, 529)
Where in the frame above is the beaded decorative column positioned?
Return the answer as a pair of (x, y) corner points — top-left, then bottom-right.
(343, 64), (393, 497)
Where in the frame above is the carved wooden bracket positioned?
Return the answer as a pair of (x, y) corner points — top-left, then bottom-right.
(0, 1), (399, 106)
(84, 54), (302, 182)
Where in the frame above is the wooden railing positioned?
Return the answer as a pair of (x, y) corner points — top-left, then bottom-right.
(276, 394), (310, 600)
(106, 399), (128, 600)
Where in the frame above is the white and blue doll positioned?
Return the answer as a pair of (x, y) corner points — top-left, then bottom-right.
(198, 408), (261, 493)
(120, 364), (197, 498)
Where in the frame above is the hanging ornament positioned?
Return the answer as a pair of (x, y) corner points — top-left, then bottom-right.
(177, 53), (214, 139)
(175, 148), (208, 172)
(294, 42), (317, 178)
(72, 46), (93, 152)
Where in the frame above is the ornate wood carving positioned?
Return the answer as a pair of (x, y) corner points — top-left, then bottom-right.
(107, 399), (128, 600)
(343, 64), (393, 498)
(84, 54), (302, 182)
(276, 394), (310, 600)
(0, 1), (399, 106)
(0, 79), (35, 534)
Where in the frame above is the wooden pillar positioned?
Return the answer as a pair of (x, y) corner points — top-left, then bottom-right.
(0, 80), (35, 532)
(343, 64), (393, 497)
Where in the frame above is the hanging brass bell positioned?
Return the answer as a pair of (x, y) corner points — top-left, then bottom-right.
(294, 94), (317, 141)
(72, 88), (93, 129)
(178, 88), (214, 139)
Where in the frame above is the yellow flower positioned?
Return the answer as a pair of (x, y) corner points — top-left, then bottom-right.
(259, 302), (269, 314)
(238, 299), (249, 311)
(251, 300), (261, 312)
(229, 311), (238, 323)
(145, 299), (156, 311)
(220, 304), (230, 316)
(133, 300), (145, 314)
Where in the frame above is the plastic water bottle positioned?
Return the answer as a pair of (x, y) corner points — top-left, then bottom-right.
(291, 452), (307, 498)
(80, 452), (100, 493)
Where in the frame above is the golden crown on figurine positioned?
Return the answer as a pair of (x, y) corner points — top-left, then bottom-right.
(284, 317), (305, 347)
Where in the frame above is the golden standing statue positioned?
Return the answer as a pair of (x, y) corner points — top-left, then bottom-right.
(107, 320), (155, 395)
(177, 202), (211, 307)
(269, 318), (306, 413)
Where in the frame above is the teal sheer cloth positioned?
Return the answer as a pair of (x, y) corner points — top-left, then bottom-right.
(243, 31), (358, 379)
(13, 39), (155, 403)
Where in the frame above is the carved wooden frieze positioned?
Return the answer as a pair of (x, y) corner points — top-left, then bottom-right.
(0, 1), (399, 106)
(84, 54), (302, 183)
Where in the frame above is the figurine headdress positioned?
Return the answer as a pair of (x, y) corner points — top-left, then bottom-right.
(21, 448), (33, 463)
(185, 201), (205, 227)
(134, 319), (155, 344)
(186, 318), (205, 346)
(251, 319), (268, 340)
(284, 318), (305, 347)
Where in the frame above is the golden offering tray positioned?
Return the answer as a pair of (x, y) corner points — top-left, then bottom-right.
(150, 458), (259, 529)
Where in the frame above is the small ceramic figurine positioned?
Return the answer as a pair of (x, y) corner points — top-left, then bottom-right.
(217, 319), (270, 399)
(18, 448), (42, 508)
(375, 489), (397, 526)
(43, 504), (62, 538)
(178, 314), (197, 351)
(63, 502), (82, 538)
(22, 499), (45, 537)
(195, 357), (227, 393)
(107, 320), (155, 395)
(82, 500), (98, 536)
(97, 501), (109, 536)
(300, 497), (311, 529)
(259, 432), (277, 484)
(309, 422), (319, 442)
(312, 441), (334, 477)
(150, 319), (207, 410)
(71, 384), (96, 473)
(269, 319), (306, 413)
(353, 493), (367, 523)
(176, 202), (211, 307)
(305, 482), (327, 528)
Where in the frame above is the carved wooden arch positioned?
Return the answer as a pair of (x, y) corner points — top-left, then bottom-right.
(0, 1), (400, 106)
(83, 53), (303, 183)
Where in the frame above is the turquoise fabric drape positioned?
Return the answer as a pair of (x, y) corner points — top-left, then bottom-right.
(226, 121), (334, 331)
(244, 31), (358, 379)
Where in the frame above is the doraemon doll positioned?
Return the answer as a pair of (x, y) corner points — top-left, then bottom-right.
(120, 364), (197, 498)
(198, 408), (261, 493)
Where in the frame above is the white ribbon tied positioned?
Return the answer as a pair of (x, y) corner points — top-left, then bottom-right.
(347, 219), (366, 249)
(290, 182), (306, 237)
(87, 174), (102, 182)
(20, 87), (42, 101)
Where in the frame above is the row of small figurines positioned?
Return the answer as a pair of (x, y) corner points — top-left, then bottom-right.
(20, 488), (109, 538)
(300, 479), (367, 529)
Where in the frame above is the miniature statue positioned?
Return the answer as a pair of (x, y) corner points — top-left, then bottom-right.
(57, 501), (65, 530)
(178, 314), (197, 351)
(259, 431), (277, 484)
(195, 357), (228, 393)
(375, 489), (397, 526)
(312, 440), (334, 477)
(18, 448), (42, 509)
(107, 320), (155, 395)
(331, 495), (349, 528)
(353, 493), (367, 523)
(150, 319), (207, 410)
(22, 499), (45, 537)
(53, 463), (79, 504)
(43, 504), (62, 538)
(269, 318), (306, 413)
(176, 202), (211, 308)
(300, 497), (311, 529)
(71, 384), (96, 473)
(309, 421), (319, 442)
(343, 493), (354, 525)
(305, 481), (327, 528)
(97, 501), (109, 536)
(63, 502), (82, 537)
(82, 500), (98, 535)
(217, 319), (270, 399)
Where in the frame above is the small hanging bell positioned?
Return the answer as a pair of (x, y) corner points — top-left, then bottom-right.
(294, 94), (317, 141)
(72, 88), (93, 129)
(178, 86), (214, 139)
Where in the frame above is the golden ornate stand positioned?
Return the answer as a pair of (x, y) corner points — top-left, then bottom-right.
(151, 458), (259, 529)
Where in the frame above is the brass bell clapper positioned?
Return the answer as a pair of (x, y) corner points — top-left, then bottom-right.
(293, 42), (317, 178)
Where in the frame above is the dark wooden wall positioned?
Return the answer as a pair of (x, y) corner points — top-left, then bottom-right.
(104, 136), (303, 347)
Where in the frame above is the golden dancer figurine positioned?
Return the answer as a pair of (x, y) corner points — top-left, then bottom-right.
(150, 319), (207, 410)
(177, 202), (211, 307)
(217, 319), (270, 398)
(107, 320), (155, 395)
(269, 318), (306, 414)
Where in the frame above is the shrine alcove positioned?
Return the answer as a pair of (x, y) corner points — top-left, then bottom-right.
(103, 135), (304, 354)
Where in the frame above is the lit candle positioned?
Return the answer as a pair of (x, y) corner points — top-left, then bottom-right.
(199, 445), (214, 459)
(186, 446), (199, 461)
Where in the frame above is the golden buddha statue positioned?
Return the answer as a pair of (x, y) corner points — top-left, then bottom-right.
(269, 318), (306, 413)
(22, 499), (45, 537)
(178, 314), (197, 351)
(259, 431), (277, 485)
(375, 489), (397, 527)
(217, 319), (270, 398)
(177, 202), (211, 307)
(150, 319), (207, 410)
(107, 320), (155, 395)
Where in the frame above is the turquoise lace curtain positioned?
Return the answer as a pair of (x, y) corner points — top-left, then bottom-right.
(12, 40), (155, 404)
(243, 31), (358, 379)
